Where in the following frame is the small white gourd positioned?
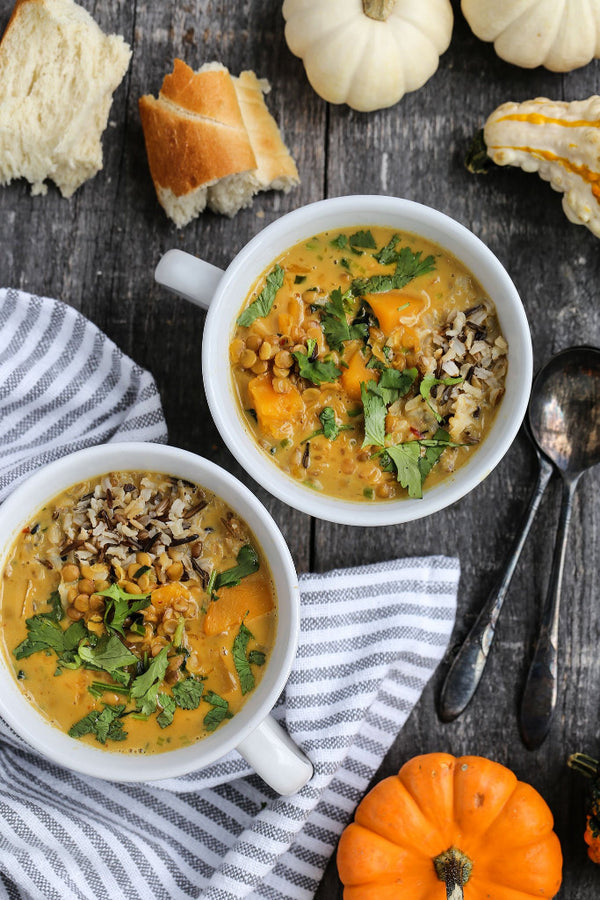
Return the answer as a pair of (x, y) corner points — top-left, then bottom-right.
(282, 0), (454, 113)
(483, 96), (600, 238)
(462, 0), (600, 72)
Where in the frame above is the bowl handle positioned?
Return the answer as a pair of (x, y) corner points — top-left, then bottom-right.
(154, 249), (224, 311)
(236, 715), (313, 796)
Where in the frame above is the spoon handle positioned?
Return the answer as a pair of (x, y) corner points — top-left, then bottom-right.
(438, 454), (554, 723)
(520, 475), (580, 750)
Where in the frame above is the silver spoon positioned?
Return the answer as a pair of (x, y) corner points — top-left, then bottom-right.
(520, 345), (600, 749)
(438, 424), (553, 723)
(438, 346), (600, 728)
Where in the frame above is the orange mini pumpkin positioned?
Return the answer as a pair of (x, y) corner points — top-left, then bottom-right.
(337, 752), (562, 900)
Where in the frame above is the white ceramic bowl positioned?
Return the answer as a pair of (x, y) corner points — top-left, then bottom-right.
(0, 443), (312, 794)
(155, 195), (533, 525)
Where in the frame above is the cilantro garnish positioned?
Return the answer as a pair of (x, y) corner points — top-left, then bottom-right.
(215, 545), (259, 590)
(384, 429), (462, 499)
(293, 339), (341, 385)
(248, 650), (266, 666)
(172, 676), (205, 710)
(69, 703), (127, 744)
(330, 234), (348, 249)
(232, 622), (256, 695)
(98, 583), (150, 637)
(78, 633), (137, 674)
(203, 690), (233, 732)
(420, 374), (465, 422)
(294, 275), (307, 284)
(14, 616), (86, 660)
(320, 407), (352, 440)
(375, 367), (418, 405)
(130, 646), (170, 715)
(43, 590), (64, 623)
(350, 230), (377, 250)
(319, 288), (368, 352)
(353, 246), (436, 295)
(303, 407), (353, 443)
(237, 265), (285, 327)
(157, 693), (176, 729)
(361, 382), (387, 448)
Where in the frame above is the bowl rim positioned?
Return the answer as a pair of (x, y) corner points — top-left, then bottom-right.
(202, 194), (533, 525)
(0, 442), (300, 781)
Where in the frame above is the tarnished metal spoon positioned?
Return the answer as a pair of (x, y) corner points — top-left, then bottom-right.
(438, 346), (600, 728)
(438, 425), (553, 724)
(520, 345), (600, 749)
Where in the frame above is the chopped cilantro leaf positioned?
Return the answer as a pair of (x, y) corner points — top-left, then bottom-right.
(215, 545), (259, 590)
(374, 233), (402, 265)
(375, 366), (418, 405)
(14, 616), (86, 660)
(69, 703), (127, 744)
(330, 234), (348, 249)
(43, 590), (64, 623)
(318, 288), (368, 352)
(350, 230), (377, 249)
(248, 650), (266, 666)
(237, 265), (285, 327)
(157, 693), (176, 728)
(353, 247), (436, 295)
(172, 676), (205, 710)
(385, 442), (423, 498)
(294, 275), (307, 284)
(361, 382), (386, 448)
(130, 646), (170, 715)
(384, 430), (461, 498)
(320, 406), (351, 440)
(98, 583), (150, 637)
(420, 374), (465, 422)
(203, 690), (233, 732)
(233, 622), (255, 695)
(78, 633), (137, 674)
(293, 339), (341, 385)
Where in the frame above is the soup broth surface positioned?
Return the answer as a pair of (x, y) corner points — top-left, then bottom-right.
(230, 226), (508, 501)
(0, 472), (276, 754)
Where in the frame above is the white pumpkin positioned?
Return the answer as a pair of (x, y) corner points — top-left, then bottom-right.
(462, 0), (600, 72)
(483, 96), (600, 238)
(282, 0), (454, 113)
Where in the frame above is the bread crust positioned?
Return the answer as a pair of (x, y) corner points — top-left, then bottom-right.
(234, 71), (299, 188)
(138, 95), (257, 197)
(139, 58), (299, 223)
(160, 59), (245, 130)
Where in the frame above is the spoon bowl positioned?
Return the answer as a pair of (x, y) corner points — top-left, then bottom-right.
(528, 346), (600, 475)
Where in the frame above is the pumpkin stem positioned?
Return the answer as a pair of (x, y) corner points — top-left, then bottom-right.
(434, 847), (473, 900)
(465, 129), (495, 175)
(568, 753), (600, 780)
(362, 0), (396, 22)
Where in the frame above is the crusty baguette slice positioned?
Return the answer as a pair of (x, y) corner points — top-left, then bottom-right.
(0, 0), (131, 197)
(139, 60), (258, 227)
(139, 59), (300, 226)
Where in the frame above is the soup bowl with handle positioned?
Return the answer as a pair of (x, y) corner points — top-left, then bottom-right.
(0, 442), (312, 795)
(155, 195), (533, 525)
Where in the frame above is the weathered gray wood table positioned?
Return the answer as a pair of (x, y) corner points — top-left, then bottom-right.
(2, 0), (600, 896)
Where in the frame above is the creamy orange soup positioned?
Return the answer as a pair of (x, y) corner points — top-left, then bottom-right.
(0, 472), (276, 753)
(230, 226), (508, 501)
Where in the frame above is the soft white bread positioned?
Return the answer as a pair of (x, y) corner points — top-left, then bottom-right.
(0, 0), (131, 197)
(139, 60), (300, 227)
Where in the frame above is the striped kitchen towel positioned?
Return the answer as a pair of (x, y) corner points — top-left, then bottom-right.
(0, 287), (460, 899)
(0, 558), (459, 900)
(0, 287), (167, 501)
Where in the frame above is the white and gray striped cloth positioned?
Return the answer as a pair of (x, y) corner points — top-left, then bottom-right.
(0, 287), (167, 502)
(0, 288), (460, 900)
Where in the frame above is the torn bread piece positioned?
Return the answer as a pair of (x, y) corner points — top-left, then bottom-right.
(0, 0), (131, 197)
(139, 60), (300, 226)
